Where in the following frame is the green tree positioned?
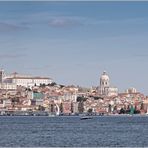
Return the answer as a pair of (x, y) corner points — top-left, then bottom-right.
(78, 101), (84, 113)
(60, 103), (63, 113)
(50, 104), (54, 113)
(108, 104), (112, 113)
(120, 108), (125, 114)
(48, 82), (57, 86)
(71, 102), (74, 113)
(87, 108), (93, 114)
(140, 102), (144, 110)
(38, 105), (45, 111)
(77, 96), (87, 102)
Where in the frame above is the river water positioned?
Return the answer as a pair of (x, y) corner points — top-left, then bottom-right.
(0, 115), (148, 147)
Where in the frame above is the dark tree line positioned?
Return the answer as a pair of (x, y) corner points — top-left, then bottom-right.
(77, 96), (88, 102)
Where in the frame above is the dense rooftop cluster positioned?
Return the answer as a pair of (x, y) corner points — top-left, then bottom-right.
(0, 69), (148, 116)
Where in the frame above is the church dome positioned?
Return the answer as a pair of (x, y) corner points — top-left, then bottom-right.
(100, 71), (109, 81)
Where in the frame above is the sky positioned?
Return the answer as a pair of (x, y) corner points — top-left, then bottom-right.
(0, 1), (148, 94)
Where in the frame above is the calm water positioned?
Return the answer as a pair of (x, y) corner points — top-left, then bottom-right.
(0, 115), (148, 147)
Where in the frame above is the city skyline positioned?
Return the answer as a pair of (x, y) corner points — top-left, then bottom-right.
(0, 2), (148, 94)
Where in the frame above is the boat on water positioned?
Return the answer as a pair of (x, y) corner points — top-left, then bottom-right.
(80, 116), (93, 120)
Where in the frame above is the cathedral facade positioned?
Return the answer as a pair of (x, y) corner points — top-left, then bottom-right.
(98, 71), (118, 96)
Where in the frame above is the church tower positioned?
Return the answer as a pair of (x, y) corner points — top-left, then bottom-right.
(0, 69), (5, 83)
(99, 71), (110, 95)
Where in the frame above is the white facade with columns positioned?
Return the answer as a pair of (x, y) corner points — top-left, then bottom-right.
(98, 71), (118, 96)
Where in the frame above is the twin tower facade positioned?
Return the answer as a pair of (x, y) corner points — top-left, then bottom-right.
(98, 71), (118, 97)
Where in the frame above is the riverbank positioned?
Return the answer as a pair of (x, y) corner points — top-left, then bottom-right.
(0, 110), (147, 117)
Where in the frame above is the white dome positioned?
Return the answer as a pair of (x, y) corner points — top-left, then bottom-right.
(100, 71), (109, 80)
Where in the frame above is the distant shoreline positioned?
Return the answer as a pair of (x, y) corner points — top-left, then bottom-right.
(0, 113), (147, 117)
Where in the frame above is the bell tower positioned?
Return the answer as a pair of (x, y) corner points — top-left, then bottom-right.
(0, 69), (5, 83)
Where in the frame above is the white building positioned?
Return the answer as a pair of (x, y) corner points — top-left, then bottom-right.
(98, 71), (118, 96)
(125, 87), (137, 94)
(0, 69), (53, 89)
(0, 83), (17, 90)
(3, 99), (12, 107)
(9, 73), (53, 87)
(108, 87), (118, 96)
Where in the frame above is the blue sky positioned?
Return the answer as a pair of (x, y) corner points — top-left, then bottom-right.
(0, 1), (148, 94)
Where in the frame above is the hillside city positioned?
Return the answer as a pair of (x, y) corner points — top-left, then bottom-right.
(0, 69), (147, 116)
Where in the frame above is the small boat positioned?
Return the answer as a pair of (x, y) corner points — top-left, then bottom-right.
(80, 116), (93, 120)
